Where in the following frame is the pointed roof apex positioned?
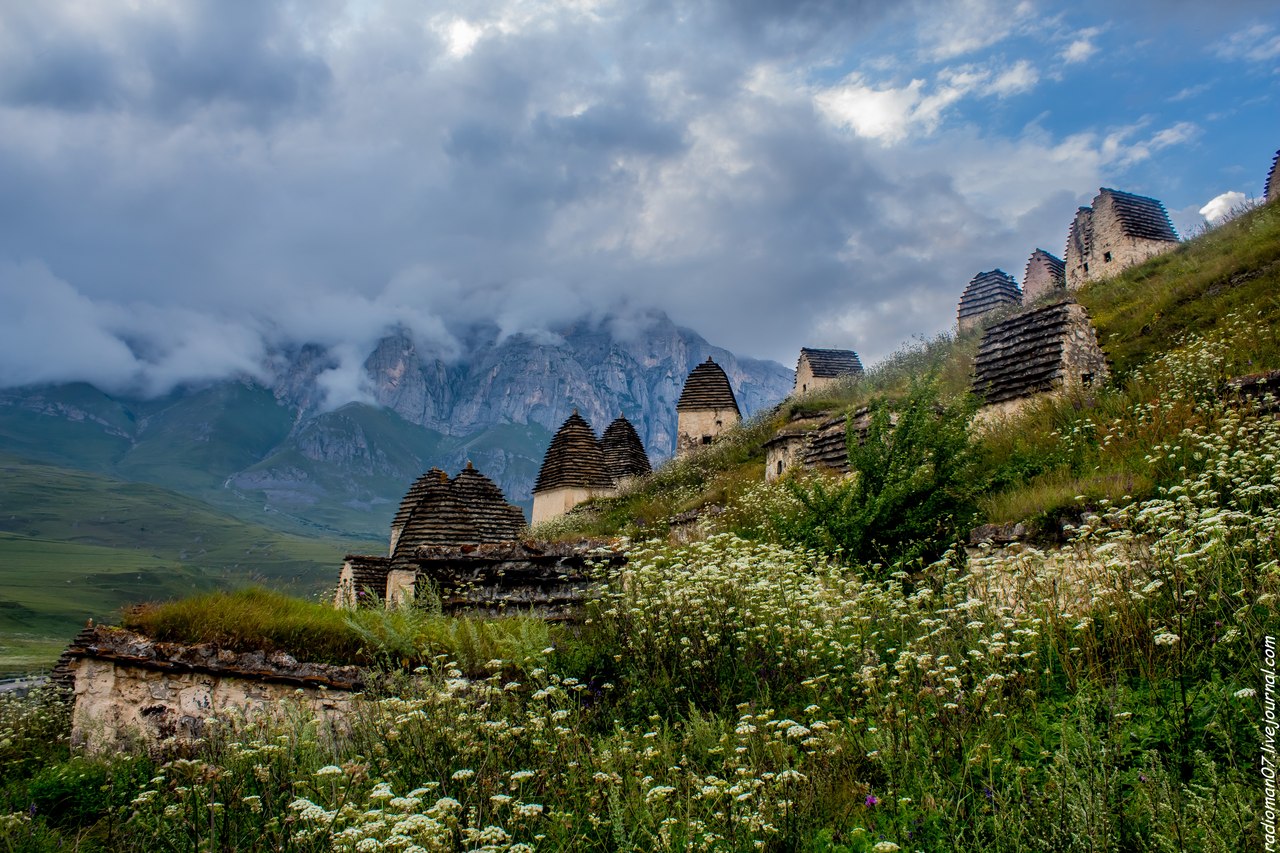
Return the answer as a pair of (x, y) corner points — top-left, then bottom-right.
(677, 358), (740, 414)
(465, 460), (474, 470)
(602, 415), (652, 481)
(534, 411), (613, 493)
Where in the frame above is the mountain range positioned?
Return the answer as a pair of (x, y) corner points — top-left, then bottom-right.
(0, 311), (793, 539)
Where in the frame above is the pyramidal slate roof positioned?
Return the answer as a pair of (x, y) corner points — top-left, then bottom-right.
(972, 301), (1079, 404)
(676, 358), (741, 414)
(1267, 150), (1279, 202)
(533, 411), (614, 493)
(601, 416), (652, 481)
(392, 464), (526, 562)
(957, 269), (1022, 322)
(1100, 188), (1179, 243)
(799, 348), (864, 379)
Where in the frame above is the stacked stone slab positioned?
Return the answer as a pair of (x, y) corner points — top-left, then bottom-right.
(1065, 188), (1178, 290)
(1021, 249), (1066, 303)
(532, 411), (615, 525)
(1267, 150), (1279, 203)
(601, 415), (651, 487)
(957, 270), (1022, 333)
(794, 348), (864, 396)
(392, 464), (525, 562)
(972, 301), (1109, 422)
(335, 463), (527, 607)
(676, 357), (741, 455)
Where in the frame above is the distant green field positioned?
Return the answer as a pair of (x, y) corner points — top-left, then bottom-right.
(0, 454), (379, 673)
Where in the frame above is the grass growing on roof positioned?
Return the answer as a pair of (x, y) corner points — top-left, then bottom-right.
(121, 588), (558, 675)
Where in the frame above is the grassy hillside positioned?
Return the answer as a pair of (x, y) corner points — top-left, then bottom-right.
(543, 201), (1280, 544)
(0, 453), (378, 671)
(1, 204), (1276, 852)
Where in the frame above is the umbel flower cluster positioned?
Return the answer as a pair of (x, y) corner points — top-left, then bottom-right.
(2, 319), (1276, 851)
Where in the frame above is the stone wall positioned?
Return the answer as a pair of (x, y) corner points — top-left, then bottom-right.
(1065, 190), (1178, 290)
(676, 407), (739, 454)
(532, 485), (609, 526)
(407, 541), (626, 619)
(65, 627), (361, 753)
(764, 433), (808, 481)
(972, 301), (1109, 426)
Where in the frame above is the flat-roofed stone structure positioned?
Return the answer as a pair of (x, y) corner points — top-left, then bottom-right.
(957, 270), (1022, 333)
(63, 626), (362, 753)
(1065, 188), (1179, 290)
(676, 357), (741, 455)
(763, 430), (809, 481)
(793, 348), (864, 396)
(1021, 249), (1066, 303)
(1267, 150), (1279, 203)
(972, 301), (1109, 423)
(531, 411), (615, 525)
(600, 415), (651, 489)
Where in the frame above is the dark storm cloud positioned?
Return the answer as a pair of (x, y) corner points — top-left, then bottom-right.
(0, 0), (1271, 398)
(0, 1), (330, 119)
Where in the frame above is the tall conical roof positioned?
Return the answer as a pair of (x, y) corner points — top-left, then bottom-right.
(391, 465), (526, 561)
(799, 348), (864, 378)
(601, 416), (651, 482)
(533, 411), (614, 493)
(1267, 150), (1279, 202)
(957, 269), (1022, 324)
(676, 358), (740, 414)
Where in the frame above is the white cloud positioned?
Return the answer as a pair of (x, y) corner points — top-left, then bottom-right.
(1061, 27), (1103, 63)
(814, 76), (927, 143)
(915, 0), (1037, 60)
(989, 60), (1039, 97)
(1214, 23), (1280, 62)
(814, 58), (1038, 143)
(1198, 190), (1246, 223)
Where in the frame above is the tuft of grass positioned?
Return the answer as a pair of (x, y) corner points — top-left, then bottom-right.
(121, 588), (561, 675)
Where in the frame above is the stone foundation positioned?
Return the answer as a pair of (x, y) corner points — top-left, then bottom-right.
(65, 627), (362, 753)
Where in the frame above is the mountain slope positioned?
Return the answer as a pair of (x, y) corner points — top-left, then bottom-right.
(0, 311), (793, 538)
(0, 453), (375, 670)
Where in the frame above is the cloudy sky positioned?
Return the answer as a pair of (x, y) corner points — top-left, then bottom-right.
(0, 0), (1277, 396)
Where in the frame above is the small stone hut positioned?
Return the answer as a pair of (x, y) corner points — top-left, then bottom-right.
(336, 463), (528, 608)
(971, 301), (1109, 423)
(531, 410), (615, 525)
(600, 415), (651, 489)
(794, 348), (864, 396)
(676, 357), (741, 455)
(957, 270), (1022, 333)
(763, 430), (809, 481)
(1267, 150), (1279, 203)
(1065, 188), (1178, 290)
(1021, 249), (1066, 303)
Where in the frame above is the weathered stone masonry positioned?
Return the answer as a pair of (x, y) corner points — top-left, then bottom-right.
(972, 301), (1109, 423)
(63, 626), (361, 753)
(1065, 188), (1178, 290)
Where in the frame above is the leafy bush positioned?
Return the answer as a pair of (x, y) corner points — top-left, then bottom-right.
(774, 378), (978, 569)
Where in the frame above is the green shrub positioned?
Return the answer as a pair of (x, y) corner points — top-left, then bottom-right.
(774, 378), (978, 569)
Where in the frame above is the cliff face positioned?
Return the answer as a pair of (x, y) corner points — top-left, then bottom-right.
(355, 312), (792, 460)
(0, 310), (792, 537)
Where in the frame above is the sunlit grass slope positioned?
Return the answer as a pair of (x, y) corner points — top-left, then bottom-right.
(0, 454), (378, 671)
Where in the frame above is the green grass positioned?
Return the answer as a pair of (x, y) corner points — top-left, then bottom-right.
(0, 455), (379, 670)
(122, 588), (559, 674)
(1081, 200), (1280, 377)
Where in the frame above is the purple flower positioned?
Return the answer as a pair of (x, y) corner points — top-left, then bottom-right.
(865, 794), (879, 807)
(1139, 773), (1148, 783)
